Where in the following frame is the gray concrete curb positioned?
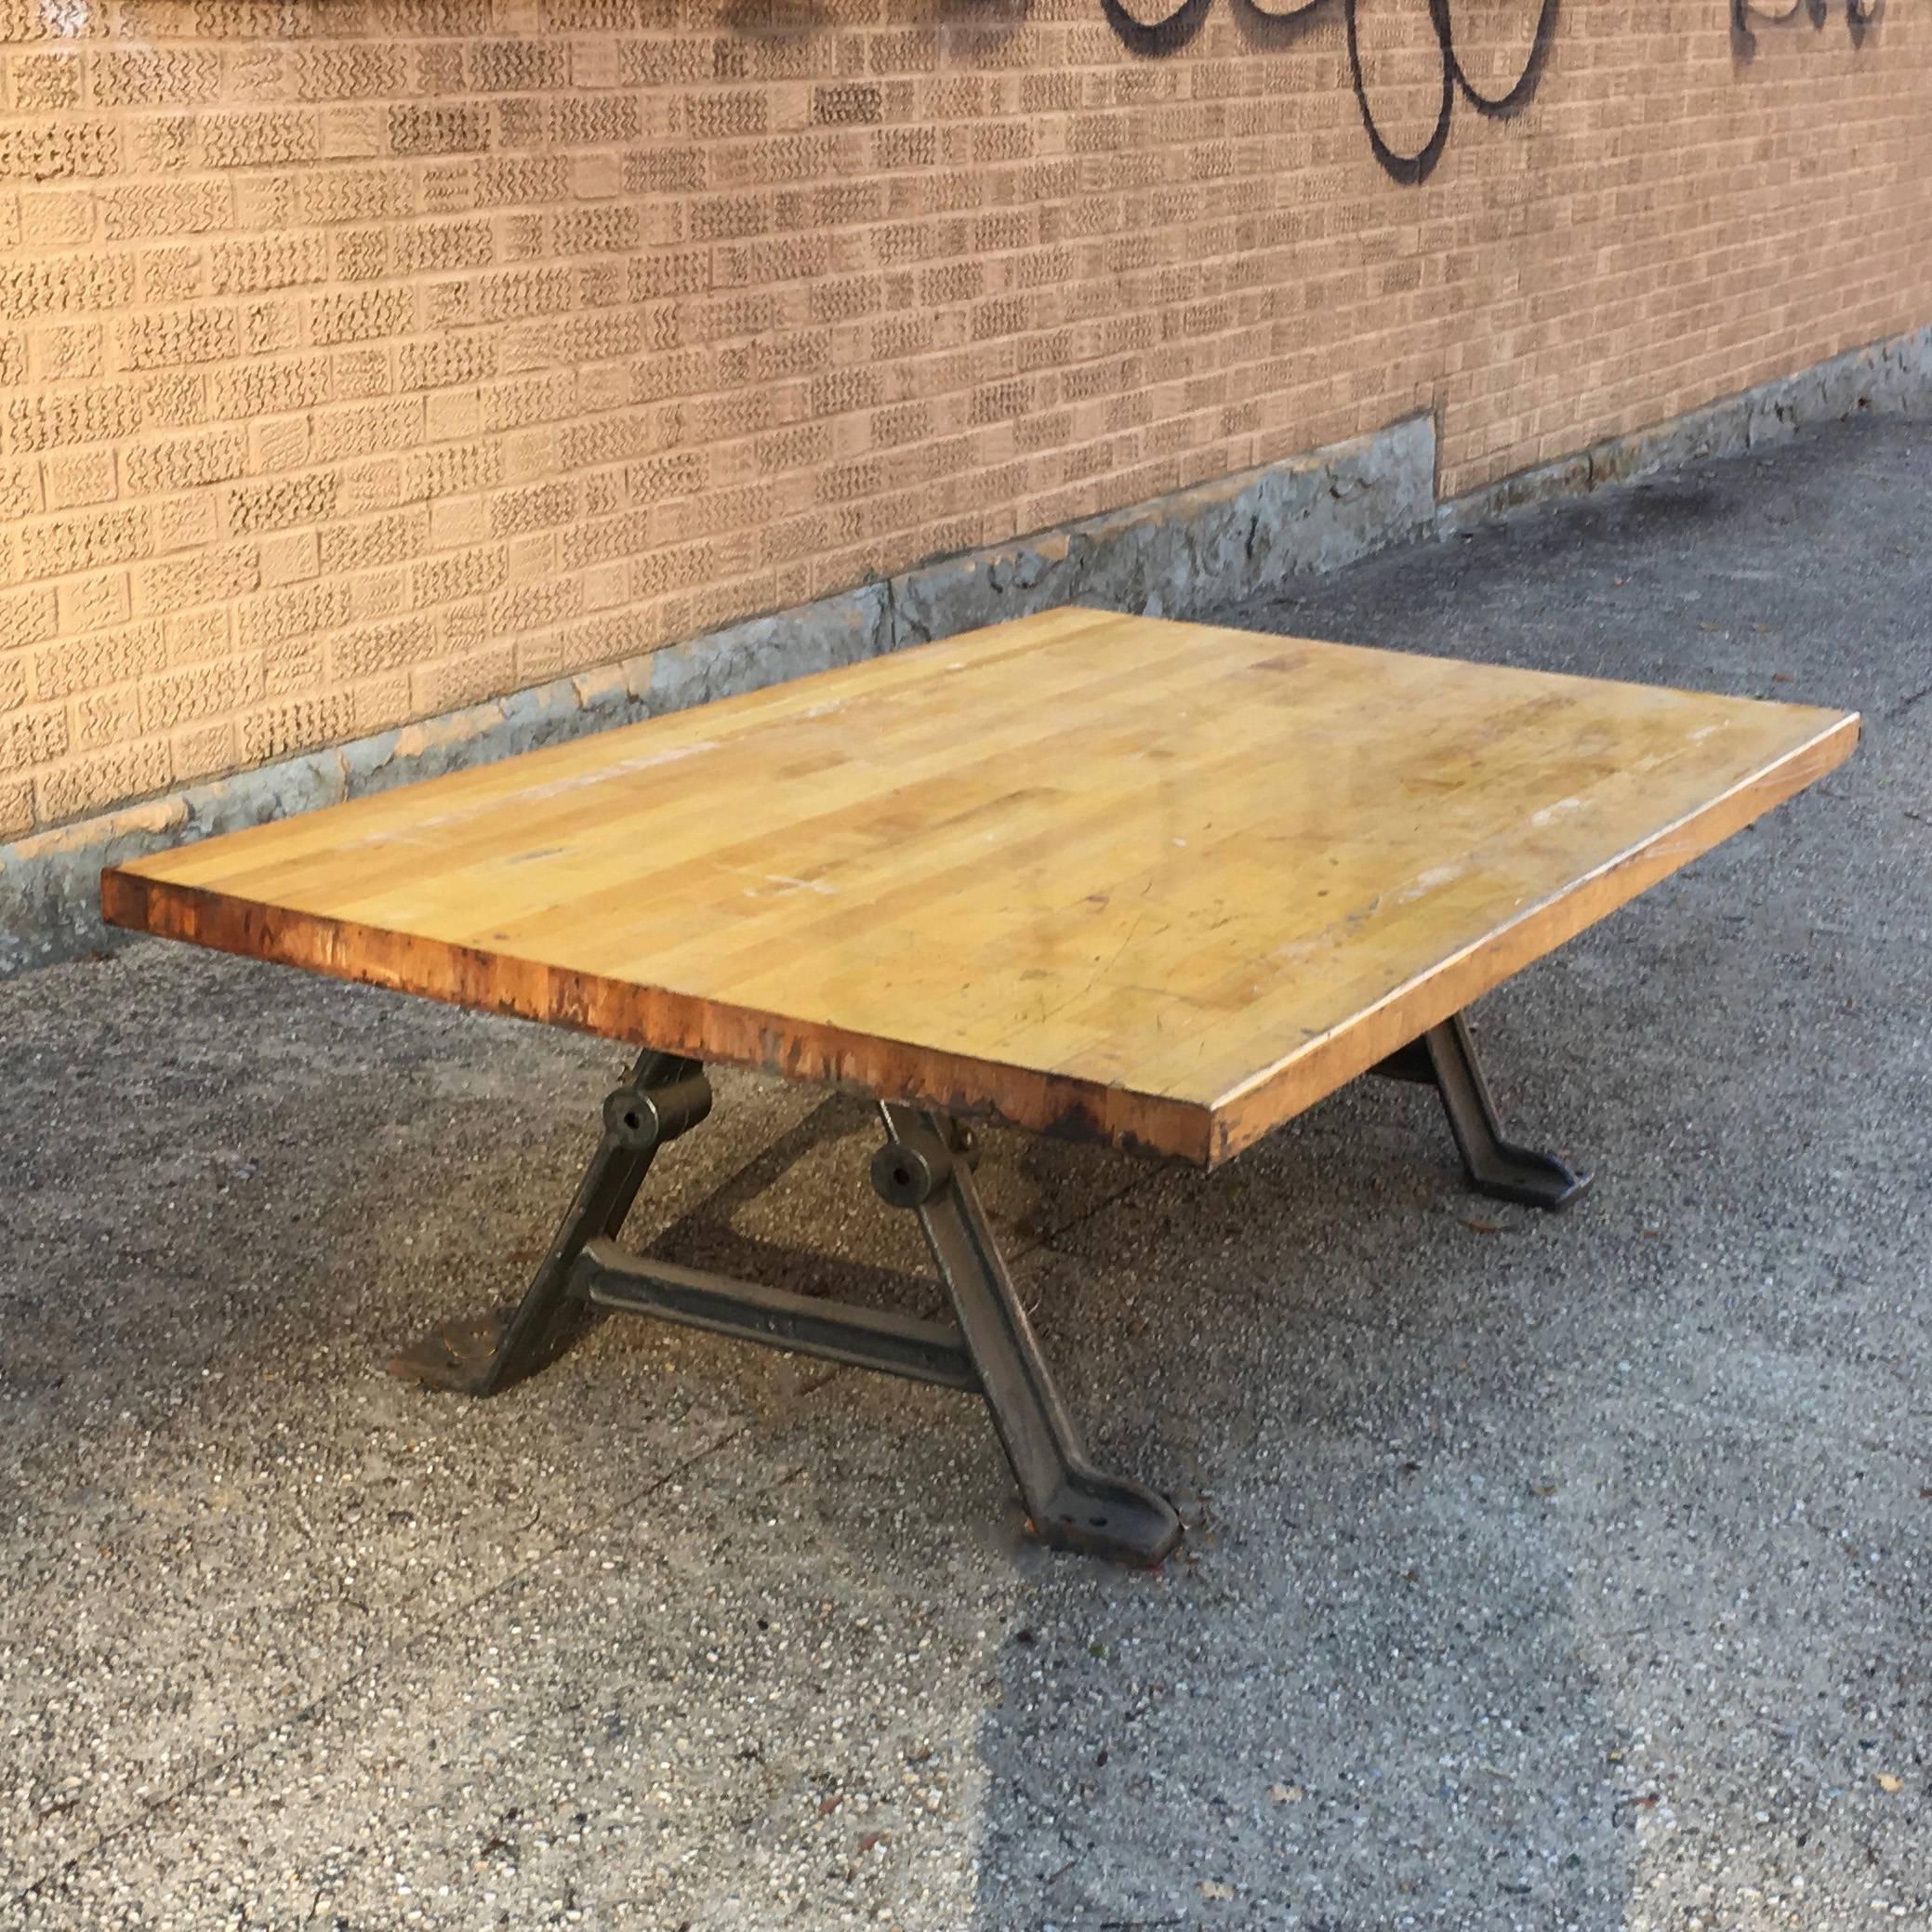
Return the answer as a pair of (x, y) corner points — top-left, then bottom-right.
(4, 315), (1929, 976)
(0, 414), (1436, 974)
(1439, 324), (1932, 533)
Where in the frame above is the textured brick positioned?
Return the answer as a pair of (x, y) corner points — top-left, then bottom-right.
(319, 508), (424, 575)
(227, 472), (339, 536)
(124, 428), (247, 496)
(139, 655), (263, 733)
(0, 121), (116, 179)
(57, 571), (130, 636)
(31, 620), (163, 702)
(1, 701), (68, 773)
(210, 234), (329, 294)
(238, 691), (356, 765)
(71, 685), (139, 753)
(165, 607), (230, 665)
(133, 542), (258, 619)
(122, 305), (236, 371)
(202, 110), (317, 168)
(0, 455), (35, 518)
(99, 180), (229, 241)
(93, 47), (220, 104)
(213, 356), (331, 419)
(20, 507), (151, 580)
(329, 614), (435, 679)
(238, 580), (350, 654)
(37, 739), (172, 822)
(390, 102), (489, 155)
(0, 254), (135, 322)
(311, 287), (414, 345)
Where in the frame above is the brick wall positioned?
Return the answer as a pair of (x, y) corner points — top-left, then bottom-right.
(0, 0), (1925, 839)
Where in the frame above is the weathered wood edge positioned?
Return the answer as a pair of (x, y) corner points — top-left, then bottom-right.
(98, 867), (1221, 1166)
(1204, 708), (1863, 1165)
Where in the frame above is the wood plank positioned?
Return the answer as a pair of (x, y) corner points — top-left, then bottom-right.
(101, 610), (1859, 1167)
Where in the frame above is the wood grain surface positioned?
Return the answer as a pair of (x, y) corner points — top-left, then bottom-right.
(102, 608), (1859, 1166)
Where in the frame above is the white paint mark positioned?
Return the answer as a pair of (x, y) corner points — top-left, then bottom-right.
(337, 739), (721, 849)
(1529, 795), (1584, 827)
(760, 874), (838, 896)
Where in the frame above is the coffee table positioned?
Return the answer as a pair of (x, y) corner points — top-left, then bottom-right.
(101, 608), (1859, 1564)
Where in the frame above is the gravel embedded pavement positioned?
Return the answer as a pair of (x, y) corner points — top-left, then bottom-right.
(2, 416), (1927, 1930)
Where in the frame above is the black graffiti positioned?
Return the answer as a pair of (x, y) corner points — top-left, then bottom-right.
(1733, 0), (1882, 55)
(1097, 0), (1557, 186)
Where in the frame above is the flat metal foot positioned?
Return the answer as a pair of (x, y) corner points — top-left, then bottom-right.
(389, 1308), (517, 1393)
(877, 1105), (1183, 1567)
(1376, 1014), (1590, 1211)
(389, 1052), (709, 1396)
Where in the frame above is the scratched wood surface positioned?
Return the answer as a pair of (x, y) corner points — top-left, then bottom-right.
(102, 608), (1859, 1166)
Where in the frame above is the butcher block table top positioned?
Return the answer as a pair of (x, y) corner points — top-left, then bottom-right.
(101, 607), (1859, 1168)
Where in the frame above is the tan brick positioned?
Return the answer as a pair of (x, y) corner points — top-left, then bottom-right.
(18, 191), (91, 248)
(20, 506), (151, 581)
(71, 685), (140, 754)
(56, 572), (130, 636)
(37, 740), (172, 825)
(311, 287), (414, 346)
(124, 429), (248, 496)
(213, 357), (331, 421)
(335, 349), (392, 401)
(151, 495), (218, 557)
(428, 495), (485, 549)
(0, 777), (30, 839)
(226, 472), (339, 536)
(171, 720), (236, 783)
(330, 615), (436, 680)
(237, 692), (356, 766)
(0, 1), (1912, 835)
(258, 530), (320, 589)
(319, 508), (424, 575)
(1, 701), (68, 774)
(139, 655), (263, 734)
(133, 543), (258, 619)
(152, 590), (222, 658)
(238, 581), (350, 655)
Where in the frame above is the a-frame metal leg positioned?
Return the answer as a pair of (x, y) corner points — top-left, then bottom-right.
(389, 1061), (1181, 1564)
(875, 1103), (1184, 1567)
(389, 1051), (710, 1394)
(1375, 1012), (1589, 1211)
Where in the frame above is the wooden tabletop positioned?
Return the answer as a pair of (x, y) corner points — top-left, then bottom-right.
(102, 608), (1858, 1167)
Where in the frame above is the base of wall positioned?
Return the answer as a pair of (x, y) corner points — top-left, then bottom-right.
(1440, 324), (1932, 533)
(4, 320), (1928, 974)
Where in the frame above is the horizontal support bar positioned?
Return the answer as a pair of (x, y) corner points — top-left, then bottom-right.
(571, 1238), (981, 1393)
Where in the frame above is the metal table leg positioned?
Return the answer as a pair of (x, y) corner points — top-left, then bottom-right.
(1374, 1011), (1589, 1210)
(388, 1051), (710, 1393)
(875, 1104), (1184, 1568)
